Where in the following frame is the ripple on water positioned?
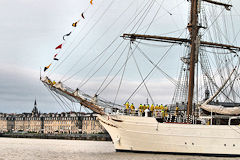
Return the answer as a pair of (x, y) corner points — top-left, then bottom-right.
(0, 138), (237, 160)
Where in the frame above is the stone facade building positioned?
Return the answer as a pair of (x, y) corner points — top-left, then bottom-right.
(0, 113), (15, 133)
(82, 114), (105, 134)
(0, 100), (105, 134)
(14, 101), (44, 133)
(44, 112), (82, 134)
(14, 114), (43, 133)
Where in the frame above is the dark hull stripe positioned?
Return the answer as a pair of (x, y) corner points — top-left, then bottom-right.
(116, 149), (240, 157)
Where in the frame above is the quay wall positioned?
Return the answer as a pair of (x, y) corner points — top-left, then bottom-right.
(0, 133), (111, 141)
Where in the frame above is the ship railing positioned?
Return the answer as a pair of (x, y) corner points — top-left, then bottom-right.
(116, 109), (190, 122)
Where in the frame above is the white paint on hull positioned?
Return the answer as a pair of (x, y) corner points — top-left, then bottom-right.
(98, 115), (240, 155)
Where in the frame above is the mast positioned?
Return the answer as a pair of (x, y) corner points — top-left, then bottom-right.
(122, 0), (235, 123)
(186, 0), (232, 122)
(187, 0), (200, 122)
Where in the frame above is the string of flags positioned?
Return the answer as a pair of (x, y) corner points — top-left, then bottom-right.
(43, 0), (95, 72)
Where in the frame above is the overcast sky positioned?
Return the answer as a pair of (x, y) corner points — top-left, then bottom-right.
(0, 0), (239, 113)
(0, 0), (94, 113)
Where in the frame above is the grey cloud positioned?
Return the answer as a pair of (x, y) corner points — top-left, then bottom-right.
(63, 76), (175, 106)
(0, 63), (174, 113)
(0, 65), (61, 113)
(1, 0), (239, 113)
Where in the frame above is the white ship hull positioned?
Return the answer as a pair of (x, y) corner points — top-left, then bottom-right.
(98, 115), (240, 155)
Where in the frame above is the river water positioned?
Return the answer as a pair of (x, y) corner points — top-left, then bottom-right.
(0, 138), (238, 160)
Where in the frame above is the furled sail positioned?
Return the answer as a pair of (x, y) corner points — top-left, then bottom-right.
(200, 104), (240, 115)
(200, 68), (240, 115)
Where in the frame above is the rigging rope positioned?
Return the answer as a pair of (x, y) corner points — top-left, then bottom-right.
(44, 84), (67, 112)
(62, 0), (157, 89)
(46, 0), (104, 76)
(138, 0), (186, 32)
(134, 0), (156, 33)
(132, 47), (155, 105)
(124, 29), (186, 103)
(202, 0), (231, 36)
(78, 40), (126, 89)
(125, 43), (176, 104)
(95, 42), (130, 95)
(97, 42), (141, 95)
(112, 42), (132, 107)
(135, 44), (178, 86)
(60, 0), (136, 81)
(49, 0), (114, 77)
(52, 91), (73, 111)
(61, 0), (152, 83)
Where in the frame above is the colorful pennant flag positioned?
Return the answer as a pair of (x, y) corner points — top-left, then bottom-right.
(81, 12), (85, 19)
(63, 31), (72, 40)
(72, 21), (78, 27)
(44, 64), (52, 72)
(55, 44), (62, 50)
(90, 0), (93, 5)
(53, 54), (59, 61)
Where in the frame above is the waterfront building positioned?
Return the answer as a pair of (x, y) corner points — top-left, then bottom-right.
(0, 100), (106, 134)
(14, 100), (43, 133)
(29, 100), (44, 133)
(82, 114), (105, 134)
(44, 112), (82, 134)
(14, 114), (27, 132)
(0, 113), (15, 133)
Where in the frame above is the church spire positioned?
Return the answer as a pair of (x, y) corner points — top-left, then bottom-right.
(34, 99), (37, 107)
(32, 98), (39, 115)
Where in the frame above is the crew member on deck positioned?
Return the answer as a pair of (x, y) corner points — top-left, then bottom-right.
(143, 104), (146, 116)
(160, 104), (164, 110)
(125, 102), (129, 114)
(146, 104), (150, 110)
(164, 105), (168, 120)
(150, 104), (155, 116)
(130, 103), (135, 114)
(139, 104), (143, 116)
(155, 104), (160, 117)
(175, 106), (179, 116)
(143, 104), (146, 111)
(160, 104), (164, 118)
(172, 105), (179, 122)
(48, 79), (53, 85)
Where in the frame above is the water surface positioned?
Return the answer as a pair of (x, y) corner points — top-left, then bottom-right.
(0, 138), (238, 160)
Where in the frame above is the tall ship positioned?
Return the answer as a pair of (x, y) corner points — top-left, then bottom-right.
(41, 0), (240, 155)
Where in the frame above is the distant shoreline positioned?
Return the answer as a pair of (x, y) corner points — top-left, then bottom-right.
(0, 133), (111, 141)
